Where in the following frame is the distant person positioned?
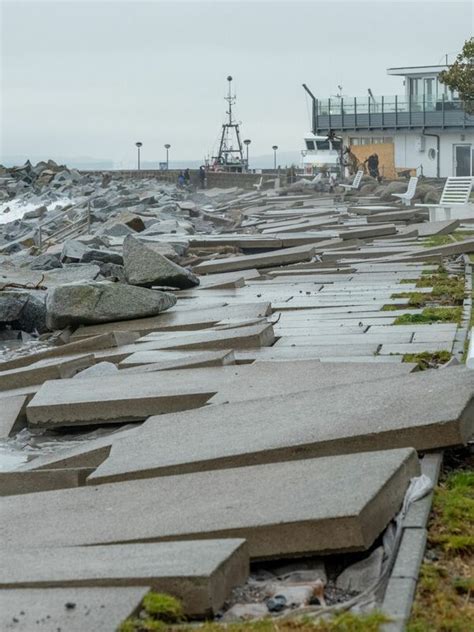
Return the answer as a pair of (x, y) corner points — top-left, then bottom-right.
(365, 153), (380, 181)
(183, 168), (190, 184)
(343, 147), (359, 175)
(199, 166), (206, 189)
(177, 171), (185, 188)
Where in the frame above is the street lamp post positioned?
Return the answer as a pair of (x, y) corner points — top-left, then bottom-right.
(272, 145), (278, 170)
(243, 139), (251, 171)
(135, 142), (143, 170)
(164, 144), (171, 170)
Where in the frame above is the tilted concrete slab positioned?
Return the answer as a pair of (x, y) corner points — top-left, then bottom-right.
(0, 468), (93, 496)
(0, 540), (248, 616)
(0, 354), (95, 391)
(410, 219), (460, 236)
(234, 345), (381, 360)
(338, 224), (397, 240)
(0, 394), (27, 438)
(26, 372), (218, 428)
(88, 366), (473, 485)
(15, 425), (139, 472)
(193, 244), (316, 274)
(136, 322), (275, 350)
(70, 302), (272, 338)
(0, 587), (149, 632)
(2, 449), (419, 558)
(119, 349), (236, 370)
(0, 331), (139, 372)
(27, 360), (408, 427)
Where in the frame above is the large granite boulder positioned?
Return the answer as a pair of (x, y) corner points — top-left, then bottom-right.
(123, 235), (199, 289)
(0, 290), (48, 333)
(380, 181), (408, 200)
(45, 281), (176, 329)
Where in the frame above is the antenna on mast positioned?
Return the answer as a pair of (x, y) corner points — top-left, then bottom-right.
(212, 76), (245, 172)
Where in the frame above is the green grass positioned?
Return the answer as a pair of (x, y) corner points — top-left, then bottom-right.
(392, 273), (465, 307)
(407, 467), (474, 632)
(422, 235), (453, 248)
(118, 596), (390, 631)
(188, 612), (390, 632)
(402, 350), (451, 369)
(394, 307), (462, 325)
(119, 593), (184, 632)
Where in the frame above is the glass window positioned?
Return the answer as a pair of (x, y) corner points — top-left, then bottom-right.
(331, 140), (342, 150)
(315, 139), (330, 150)
(305, 140), (315, 150)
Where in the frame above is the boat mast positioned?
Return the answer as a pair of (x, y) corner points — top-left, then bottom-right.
(216, 76), (244, 170)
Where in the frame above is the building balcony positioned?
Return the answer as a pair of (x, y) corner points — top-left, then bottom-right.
(314, 95), (474, 133)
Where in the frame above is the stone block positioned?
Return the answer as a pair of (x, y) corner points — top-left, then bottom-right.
(1, 449), (420, 558)
(391, 528), (427, 581)
(0, 540), (249, 616)
(0, 354), (95, 391)
(70, 302), (272, 338)
(0, 468), (93, 495)
(137, 322), (275, 350)
(0, 587), (149, 632)
(193, 244), (316, 274)
(87, 366), (473, 484)
(0, 394), (27, 438)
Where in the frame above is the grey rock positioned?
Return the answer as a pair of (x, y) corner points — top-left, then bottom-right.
(45, 281), (176, 329)
(97, 262), (127, 282)
(336, 546), (384, 592)
(80, 249), (123, 265)
(30, 254), (62, 271)
(0, 292), (29, 323)
(123, 235), (199, 289)
(22, 205), (47, 220)
(0, 291), (47, 333)
(222, 603), (269, 621)
(61, 240), (89, 263)
(380, 182), (408, 200)
(18, 291), (48, 333)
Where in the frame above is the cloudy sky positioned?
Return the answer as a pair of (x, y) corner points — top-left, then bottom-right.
(1, 0), (472, 167)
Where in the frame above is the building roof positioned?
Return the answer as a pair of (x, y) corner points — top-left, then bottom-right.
(387, 65), (448, 76)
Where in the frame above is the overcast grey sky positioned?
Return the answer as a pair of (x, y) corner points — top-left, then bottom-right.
(1, 0), (472, 166)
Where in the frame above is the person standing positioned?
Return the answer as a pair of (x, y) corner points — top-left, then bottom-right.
(183, 168), (190, 185)
(199, 165), (206, 189)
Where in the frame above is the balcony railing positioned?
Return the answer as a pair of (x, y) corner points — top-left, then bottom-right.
(314, 94), (474, 132)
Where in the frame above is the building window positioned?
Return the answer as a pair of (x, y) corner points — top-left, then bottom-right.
(349, 136), (393, 146)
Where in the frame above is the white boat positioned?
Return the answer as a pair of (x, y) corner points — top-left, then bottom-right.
(300, 133), (343, 177)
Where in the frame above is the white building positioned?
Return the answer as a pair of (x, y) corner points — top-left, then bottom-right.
(311, 64), (474, 178)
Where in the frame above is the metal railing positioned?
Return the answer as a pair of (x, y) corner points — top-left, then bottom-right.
(314, 94), (473, 132)
(37, 200), (92, 250)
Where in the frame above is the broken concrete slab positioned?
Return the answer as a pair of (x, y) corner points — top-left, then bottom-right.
(0, 587), (149, 632)
(15, 425), (139, 472)
(0, 331), (140, 372)
(88, 366), (473, 484)
(193, 244), (316, 274)
(70, 302), (272, 338)
(0, 354), (95, 391)
(1, 449), (419, 558)
(0, 468), (92, 496)
(137, 322), (275, 350)
(410, 219), (460, 237)
(0, 394), (27, 438)
(26, 372), (217, 427)
(119, 349), (235, 370)
(0, 540), (248, 616)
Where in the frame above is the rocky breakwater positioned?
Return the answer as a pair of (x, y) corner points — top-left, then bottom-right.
(0, 160), (228, 350)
